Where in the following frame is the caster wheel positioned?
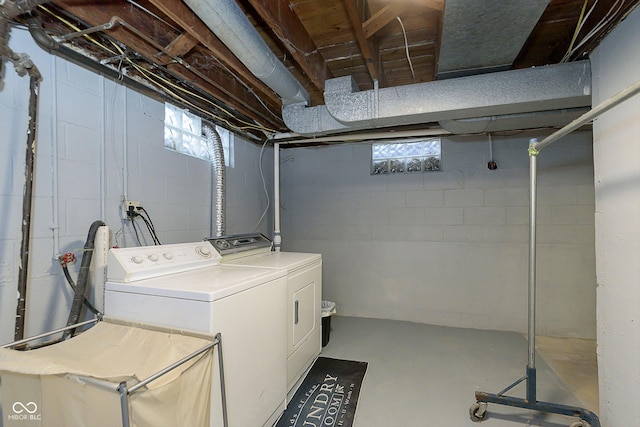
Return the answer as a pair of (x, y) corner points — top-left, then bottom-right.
(569, 421), (590, 427)
(469, 402), (488, 422)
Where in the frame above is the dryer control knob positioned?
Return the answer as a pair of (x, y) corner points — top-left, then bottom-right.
(216, 240), (230, 249)
(162, 252), (173, 260)
(148, 254), (159, 262)
(131, 256), (144, 264)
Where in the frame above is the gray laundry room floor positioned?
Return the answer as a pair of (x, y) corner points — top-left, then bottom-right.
(319, 316), (598, 427)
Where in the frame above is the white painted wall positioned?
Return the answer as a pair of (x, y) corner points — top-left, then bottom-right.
(0, 27), (272, 344)
(280, 130), (596, 338)
(590, 6), (640, 426)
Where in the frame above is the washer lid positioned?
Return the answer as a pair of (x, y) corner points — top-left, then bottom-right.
(105, 265), (286, 301)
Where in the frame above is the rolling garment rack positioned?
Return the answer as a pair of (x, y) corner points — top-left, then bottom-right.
(469, 78), (640, 427)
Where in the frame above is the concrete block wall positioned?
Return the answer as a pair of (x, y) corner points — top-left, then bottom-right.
(0, 27), (272, 343)
(226, 140), (273, 235)
(280, 130), (596, 338)
(590, 6), (640, 425)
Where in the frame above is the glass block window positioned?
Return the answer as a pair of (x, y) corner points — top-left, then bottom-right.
(371, 138), (441, 175)
(164, 103), (233, 167)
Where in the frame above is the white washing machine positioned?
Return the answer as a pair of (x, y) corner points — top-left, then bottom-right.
(104, 242), (287, 427)
(206, 234), (322, 397)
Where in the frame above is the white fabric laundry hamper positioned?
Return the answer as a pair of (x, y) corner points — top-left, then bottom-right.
(0, 318), (220, 427)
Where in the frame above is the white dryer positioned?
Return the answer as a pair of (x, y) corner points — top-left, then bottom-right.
(206, 234), (322, 397)
(104, 242), (287, 427)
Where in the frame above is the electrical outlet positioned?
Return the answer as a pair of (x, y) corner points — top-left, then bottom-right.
(124, 200), (141, 209)
(123, 200), (141, 218)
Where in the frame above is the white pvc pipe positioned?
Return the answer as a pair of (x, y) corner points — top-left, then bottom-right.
(272, 127), (450, 145)
(527, 144), (538, 369)
(50, 54), (60, 259)
(122, 86), (128, 201)
(273, 142), (281, 252)
(100, 76), (106, 220)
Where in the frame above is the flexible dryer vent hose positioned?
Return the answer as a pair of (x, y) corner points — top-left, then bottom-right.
(204, 126), (226, 238)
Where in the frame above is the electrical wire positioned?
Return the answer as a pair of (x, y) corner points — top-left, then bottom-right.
(125, 0), (181, 33)
(122, 0), (281, 123)
(133, 60), (276, 133)
(562, 0), (596, 62)
(36, 5), (279, 136)
(397, 16), (416, 84)
(129, 59), (271, 133)
(130, 218), (143, 246)
(137, 208), (161, 245)
(120, 207), (161, 246)
(135, 213), (160, 245)
(139, 207), (158, 235)
(575, 0), (624, 49)
(114, 225), (124, 247)
(106, 40), (277, 134)
(205, 54), (284, 124)
(563, 0), (625, 61)
(38, 5), (119, 55)
(254, 138), (271, 231)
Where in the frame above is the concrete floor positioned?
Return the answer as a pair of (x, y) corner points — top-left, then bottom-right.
(319, 316), (599, 427)
(534, 335), (599, 415)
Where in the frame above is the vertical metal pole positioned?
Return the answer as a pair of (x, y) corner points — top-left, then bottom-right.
(527, 139), (539, 402)
(216, 333), (229, 427)
(273, 142), (281, 252)
(117, 381), (131, 427)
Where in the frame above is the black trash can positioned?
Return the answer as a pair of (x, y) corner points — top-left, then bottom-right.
(321, 301), (336, 347)
(322, 315), (332, 347)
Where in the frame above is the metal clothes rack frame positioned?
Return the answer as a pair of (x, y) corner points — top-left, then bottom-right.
(469, 78), (640, 427)
(1, 318), (229, 427)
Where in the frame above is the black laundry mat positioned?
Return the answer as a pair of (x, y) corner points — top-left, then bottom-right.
(276, 357), (368, 427)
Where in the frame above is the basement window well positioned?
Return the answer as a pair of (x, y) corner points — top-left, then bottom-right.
(164, 103), (234, 167)
(371, 138), (441, 175)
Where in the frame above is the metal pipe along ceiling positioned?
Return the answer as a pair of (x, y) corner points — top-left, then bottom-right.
(182, 0), (310, 107)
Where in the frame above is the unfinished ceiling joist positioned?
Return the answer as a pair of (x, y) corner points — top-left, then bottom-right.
(145, 0), (282, 107)
(49, 0), (284, 133)
(344, 0), (382, 86)
(246, 0), (330, 92)
(362, 4), (408, 39)
(19, 0), (637, 142)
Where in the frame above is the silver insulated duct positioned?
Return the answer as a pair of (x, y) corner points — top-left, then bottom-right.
(204, 126), (226, 238)
(182, 0), (310, 107)
(283, 61), (592, 136)
(183, 0), (592, 138)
